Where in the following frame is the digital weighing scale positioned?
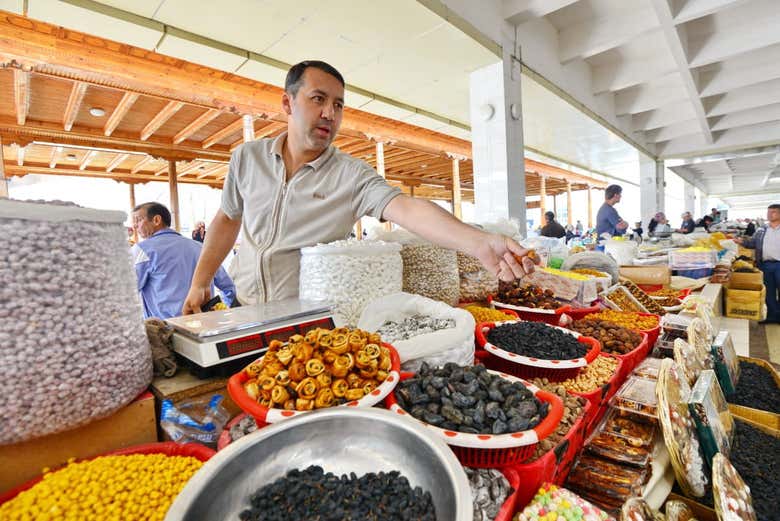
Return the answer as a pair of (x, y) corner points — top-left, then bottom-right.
(165, 298), (334, 378)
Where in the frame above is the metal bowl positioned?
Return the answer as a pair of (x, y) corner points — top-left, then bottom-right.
(165, 407), (473, 521)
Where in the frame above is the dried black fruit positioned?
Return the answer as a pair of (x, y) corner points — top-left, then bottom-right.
(728, 360), (780, 413)
(487, 321), (588, 360)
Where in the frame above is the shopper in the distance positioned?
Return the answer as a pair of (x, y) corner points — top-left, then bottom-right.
(677, 212), (696, 234)
(132, 202), (235, 319)
(736, 203), (780, 324)
(595, 184), (629, 237)
(182, 60), (536, 313)
(191, 221), (206, 243)
(540, 211), (566, 238)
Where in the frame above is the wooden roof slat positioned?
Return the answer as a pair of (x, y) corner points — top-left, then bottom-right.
(4, 162), (221, 187)
(130, 155), (154, 174)
(105, 152), (129, 172)
(255, 121), (286, 140)
(140, 100), (184, 141)
(63, 81), (87, 132)
(202, 118), (243, 149)
(196, 162), (227, 179)
(48, 145), (60, 168)
(154, 163), (169, 176)
(13, 69), (29, 126)
(15, 144), (24, 166)
(174, 108), (221, 144)
(79, 150), (96, 170)
(176, 161), (203, 178)
(104, 92), (139, 137)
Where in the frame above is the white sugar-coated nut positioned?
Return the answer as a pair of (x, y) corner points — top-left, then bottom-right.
(0, 201), (152, 445)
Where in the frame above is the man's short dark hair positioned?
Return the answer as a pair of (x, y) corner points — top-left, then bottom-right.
(769, 203), (780, 210)
(605, 184), (623, 200)
(285, 61), (345, 97)
(134, 202), (171, 227)
(545, 211), (555, 221)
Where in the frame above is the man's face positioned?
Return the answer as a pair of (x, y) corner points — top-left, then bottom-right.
(132, 210), (159, 240)
(768, 208), (780, 223)
(610, 192), (622, 204)
(283, 68), (344, 152)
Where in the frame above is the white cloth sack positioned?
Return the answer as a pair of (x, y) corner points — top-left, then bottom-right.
(358, 292), (475, 372)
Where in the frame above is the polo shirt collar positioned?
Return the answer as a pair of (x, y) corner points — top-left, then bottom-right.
(270, 131), (335, 172)
(151, 228), (179, 238)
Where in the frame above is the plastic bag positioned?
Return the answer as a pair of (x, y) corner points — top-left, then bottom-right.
(299, 239), (403, 326)
(561, 251), (620, 284)
(160, 395), (230, 448)
(457, 252), (498, 303)
(358, 292), (475, 372)
(603, 239), (638, 266)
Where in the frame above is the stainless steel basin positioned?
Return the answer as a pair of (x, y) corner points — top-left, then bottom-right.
(166, 407), (473, 520)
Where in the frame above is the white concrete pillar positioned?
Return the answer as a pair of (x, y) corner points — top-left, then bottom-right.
(469, 49), (526, 230)
(639, 155), (664, 228)
(696, 188), (707, 217)
(684, 182), (696, 214)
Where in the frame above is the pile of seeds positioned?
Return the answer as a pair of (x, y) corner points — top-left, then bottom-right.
(728, 360), (780, 413)
(529, 379), (587, 459)
(487, 322), (588, 360)
(569, 319), (643, 355)
(377, 314), (456, 343)
(458, 252), (499, 302)
(465, 467), (513, 521)
(395, 363), (549, 435)
(497, 281), (559, 309)
(238, 466), (436, 521)
(464, 305), (517, 323)
(401, 243), (460, 305)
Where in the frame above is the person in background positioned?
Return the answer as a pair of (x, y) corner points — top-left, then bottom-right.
(182, 60), (536, 313)
(677, 212), (696, 234)
(575, 220), (583, 236)
(595, 184), (629, 237)
(710, 208), (721, 224)
(647, 212), (664, 235)
(697, 215), (714, 232)
(564, 224), (575, 243)
(736, 204), (780, 324)
(132, 202), (235, 319)
(745, 219), (756, 237)
(631, 221), (643, 241)
(540, 211), (566, 238)
(192, 221), (206, 243)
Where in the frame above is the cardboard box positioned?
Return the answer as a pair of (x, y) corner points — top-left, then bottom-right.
(0, 392), (157, 494)
(729, 271), (763, 290)
(619, 265), (671, 285)
(724, 283), (765, 321)
(737, 246), (755, 259)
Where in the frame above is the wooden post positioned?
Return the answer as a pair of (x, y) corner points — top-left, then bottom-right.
(168, 160), (180, 231)
(450, 158), (462, 220)
(0, 136), (8, 198)
(375, 140), (392, 231)
(587, 185), (593, 229)
(409, 185), (415, 198)
(129, 183), (138, 242)
(355, 219), (363, 240)
(539, 175), (546, 217)
(242, 114), (254, 143)
(553, 193), (558, 216)
(566, 181), (573, 226)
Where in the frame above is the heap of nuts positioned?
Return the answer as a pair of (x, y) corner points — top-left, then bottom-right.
(457, 252), (499, 302)
(605, 287), (643, 312)
(654, 296), (682, 307)
(620, 280), (666, 315)
(647, 288), (681, 299)
(560, 356), (620, 394)
(463, 305), (517, 323)
(570, 319), (643, 355)
(402, 243), (460, 305)
(497, 281), (559, 309)
(529, 378), (587, 459)
(242, 328), (392, 411)
(584, 310), (660, 332)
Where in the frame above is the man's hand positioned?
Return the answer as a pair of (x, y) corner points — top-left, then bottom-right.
(617, 220), (629, 230)
(473, 233), (537, 282)
(182, 285), (211, 315)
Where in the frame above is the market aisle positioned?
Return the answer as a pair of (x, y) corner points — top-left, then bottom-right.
(766, 324), (780, 365)
(748, 322), (780, 370)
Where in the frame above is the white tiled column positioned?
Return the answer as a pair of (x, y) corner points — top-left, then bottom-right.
(469, 50), (526, 232)
(639, 155), (664, 227)
(684, 182), (696, 214)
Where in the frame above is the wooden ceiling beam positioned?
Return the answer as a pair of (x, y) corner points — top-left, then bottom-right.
(48, 145), (61, 168)
(104, 92), (139, 137)
(525, 159), (609, 189)
(202, 118), (244, 149)
(131, 155), (155, 174)
(15, 144), (25, 166)
(0, 13), (471, 158)
(63, 82), (88, 132)
(176, 161), (203, 178)
(4, 162), (222, 187)
(340, 141), (376, 155)
(154, 163), (170, 176)
(174, 108), (222, 144)
(196, 162), (227, 179)
(79, 150), (96, 170)
(105, 152), (130, 172)
(255, 121), (286, 140)
(13, 69), (30, 126)
(140, 101), (184, 141)
(383, 153), (433, 170)
(0, 118), (231, 162)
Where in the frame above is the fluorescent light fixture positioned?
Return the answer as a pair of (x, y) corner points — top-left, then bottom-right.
(89, 107), (106, 117)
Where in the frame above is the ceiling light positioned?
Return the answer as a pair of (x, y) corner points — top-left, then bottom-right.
(89, 107), (106, 117)
(769, 177), (780, 183)
(66, 154), (77, 160)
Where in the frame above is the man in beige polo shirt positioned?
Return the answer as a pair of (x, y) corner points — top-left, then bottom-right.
(183, 60), (535, 313)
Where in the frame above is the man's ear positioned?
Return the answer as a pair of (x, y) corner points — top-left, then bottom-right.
(282, 92), (293, 116)
(153, 215), (163, 227)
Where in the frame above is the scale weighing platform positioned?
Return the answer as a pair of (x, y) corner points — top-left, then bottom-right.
(165, 298), (334, 378)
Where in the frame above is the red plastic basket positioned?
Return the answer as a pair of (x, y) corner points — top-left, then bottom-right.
(216, 412), (268, 451)
(495, 467), (522, 521)
(228, 342), (401, 424)
(489, 296), (601, 326)
(581, 310), (662, 347)
(507, 399), (592, 509)
(385, 371), (563, 467)
(0, 442), (215, 505)
(475, 321), (601, 381)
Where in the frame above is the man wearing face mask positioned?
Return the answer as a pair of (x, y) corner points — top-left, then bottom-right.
(183, 61), (536, 313)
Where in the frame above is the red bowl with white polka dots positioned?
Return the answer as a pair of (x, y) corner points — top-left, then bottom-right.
(385, 370), (563, 467)
(227, 342), (401, 424)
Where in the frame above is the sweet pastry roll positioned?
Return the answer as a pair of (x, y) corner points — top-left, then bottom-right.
(271, 384), (290, 404)
(314, 387), (335, 408)
(330, 333), (349, 354)
(306, 358), (325, 377)
(259, 374), (276, 391)
(316, 372), (332, 388)
(296, 377), (318, 400)
(332, 378), (349, 398)
(345, 388), (365, 401)
(364, 343), (381, 360)
(244, 381), (260, 400)
(288, 361), (306, 382)
(355, 350), (373, 368)
(274, 370), (291, 386)
(296, 398), (314, 411)
(292, 342), (314, 362)
(289, 334), (304, 344)
(283, 399), (296, 411)
(276, 345), (294, 365)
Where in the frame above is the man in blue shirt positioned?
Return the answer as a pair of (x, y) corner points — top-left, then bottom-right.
(131, 202), (235, 319)
(595, 184), (629, 237)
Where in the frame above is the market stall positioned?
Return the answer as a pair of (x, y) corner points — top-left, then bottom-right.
(1, 201), (778, 521)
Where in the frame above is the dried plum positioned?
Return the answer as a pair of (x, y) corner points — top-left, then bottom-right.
(486, 321), (588, 360)
(728, 360), (780, 414)
(239, 465), (436, 521)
